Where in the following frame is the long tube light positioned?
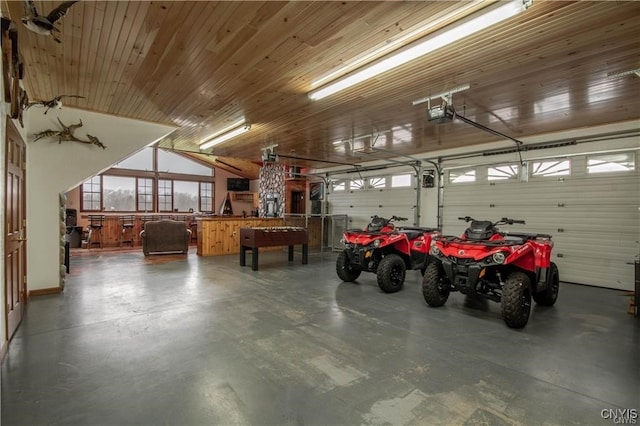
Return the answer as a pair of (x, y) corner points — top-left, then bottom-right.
(199, 119), (251, 150)
(308, 0), (529, 101)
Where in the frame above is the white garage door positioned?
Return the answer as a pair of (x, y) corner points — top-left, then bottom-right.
(327, 172), (418, 231)
(442, 151), (639, 290)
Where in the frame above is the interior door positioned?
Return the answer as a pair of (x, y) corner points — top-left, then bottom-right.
(291, 191), (305, 214)
(5, 117), (26, 340)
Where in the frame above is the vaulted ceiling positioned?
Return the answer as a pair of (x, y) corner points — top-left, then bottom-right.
(4, 1), (640, 177)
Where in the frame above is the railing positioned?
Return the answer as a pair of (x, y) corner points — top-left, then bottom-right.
(282, 213), (348, 252)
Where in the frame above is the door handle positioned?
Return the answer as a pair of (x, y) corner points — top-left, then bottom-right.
(13, 237), (27, 242)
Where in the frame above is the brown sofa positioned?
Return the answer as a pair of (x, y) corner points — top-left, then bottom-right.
(140, 220), (191, 256)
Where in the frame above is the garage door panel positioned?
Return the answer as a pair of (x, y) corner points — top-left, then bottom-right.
(329, 187), (416, 230)
(554, 257), (633, 290)
(442, 154), (638, 289)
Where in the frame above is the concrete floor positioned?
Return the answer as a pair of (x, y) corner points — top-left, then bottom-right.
(2, 248), (639, 425)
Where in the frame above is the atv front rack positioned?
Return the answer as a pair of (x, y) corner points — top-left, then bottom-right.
(437, 232), (552, 247)
(344, 229), (394, 236)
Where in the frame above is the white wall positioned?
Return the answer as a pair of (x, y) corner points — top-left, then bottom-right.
(26, 108), (175, 291)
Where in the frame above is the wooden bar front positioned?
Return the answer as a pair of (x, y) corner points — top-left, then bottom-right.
(197, 217), (322, 256)
(78, 214), (198, 248)
(239, 227), (308, 271)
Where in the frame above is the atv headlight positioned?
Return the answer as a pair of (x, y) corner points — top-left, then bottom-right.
(430, 245), (440, 256)
(492, 252), (506, 264)
(373, 239), (382, 248)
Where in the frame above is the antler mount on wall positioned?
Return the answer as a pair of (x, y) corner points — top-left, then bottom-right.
(33, 118), (106, 149)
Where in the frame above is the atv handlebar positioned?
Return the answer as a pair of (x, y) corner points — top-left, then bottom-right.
(458, 216), (526, 225)
(504, 218), (526, 225)
(370, 215), (408, 222)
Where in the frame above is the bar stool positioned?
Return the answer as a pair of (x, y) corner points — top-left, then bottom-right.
(119, 215), (135, 247)
(140, 215), (154, 225)
(189, 217), (198, 242)
(87, 215), (105, 249)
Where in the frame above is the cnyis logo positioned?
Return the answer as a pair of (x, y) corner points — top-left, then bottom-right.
(601, 409), (638, 424)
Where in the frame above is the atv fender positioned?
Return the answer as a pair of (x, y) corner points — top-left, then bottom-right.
(535, 267), (548, 291)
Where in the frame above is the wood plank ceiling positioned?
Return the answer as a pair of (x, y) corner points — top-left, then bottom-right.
(3, 1), (640, 177)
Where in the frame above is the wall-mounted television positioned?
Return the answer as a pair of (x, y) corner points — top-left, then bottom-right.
(227, 178), (250, 192)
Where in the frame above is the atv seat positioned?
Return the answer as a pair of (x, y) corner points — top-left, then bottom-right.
(398, 229), (423, 240)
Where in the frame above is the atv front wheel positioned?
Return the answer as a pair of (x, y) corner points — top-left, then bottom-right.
(422, 262), (450, 307)
(533, 262), (559, 306)
(336, 250), (361, 282)
(377, 254), (406, 293)
(501, 272), (532, 328)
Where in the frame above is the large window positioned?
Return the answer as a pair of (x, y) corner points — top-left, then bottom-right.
(80, 147), (216, 213)
(103, 176), (136, 211)
(158, 149), (213, 176)
(158, 180), (173, 212)
(174, 181), (199, 212)
(137, 178), (154, 211)
(200, 182), (213, 212)
(82, 176), (101, 211)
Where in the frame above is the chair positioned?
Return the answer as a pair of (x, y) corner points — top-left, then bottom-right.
(140, 220), (191, 256)
(87, 215), (105, 249)
(120, 215), (135, 247)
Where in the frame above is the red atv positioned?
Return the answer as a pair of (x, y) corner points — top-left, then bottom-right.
(423, 216), (559, 328)
(337, 215), (439, 293)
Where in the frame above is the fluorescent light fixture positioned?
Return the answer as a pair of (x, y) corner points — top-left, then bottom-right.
(200, 120), (251, 150)
(607, 68), (640, 78)
(308, 0), (529, 101)
(199, 118), (246, 145)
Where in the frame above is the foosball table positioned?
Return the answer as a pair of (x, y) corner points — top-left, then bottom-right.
(239, 226), (309, 271)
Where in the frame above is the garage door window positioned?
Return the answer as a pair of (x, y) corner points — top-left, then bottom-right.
(531, 160), (570, 177)
(488, 164), (519, 181)
(332, 180), (346, 191)
(587, 152), (634, 174)
(350, 178), (365, 190)
(391, 174), (412, 187)
(369, 177), (386, 189)
(449, 169), (476, 183)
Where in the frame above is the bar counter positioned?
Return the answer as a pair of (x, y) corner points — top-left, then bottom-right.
(74, 214), (323, 255)
(196, 217), (284, 256)
(77, 213), (199, 248)
(196, 216), (323, 256)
